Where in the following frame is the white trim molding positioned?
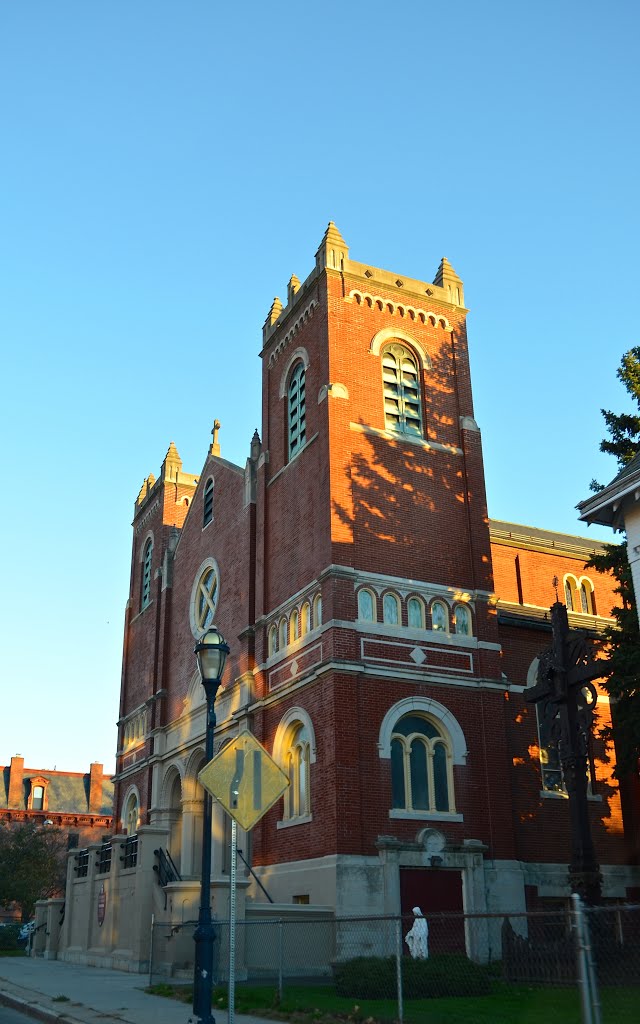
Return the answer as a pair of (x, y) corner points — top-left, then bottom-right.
(377, 696), (468, 765)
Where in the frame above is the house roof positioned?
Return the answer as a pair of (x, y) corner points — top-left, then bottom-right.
(577, 453), (640, 529)
(0, 767), (113, 816)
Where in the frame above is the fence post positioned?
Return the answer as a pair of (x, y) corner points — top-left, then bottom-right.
(229, 817), (238, 1024)
(583, 904), (602, 1024)
(572, 894), (596, 1024)
(278, 919), (283, 1003)
(148, 913), (154, 989)
(395, 917), (404, 1024)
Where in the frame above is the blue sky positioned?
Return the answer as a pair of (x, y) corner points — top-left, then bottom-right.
(1, 1), (638, 774)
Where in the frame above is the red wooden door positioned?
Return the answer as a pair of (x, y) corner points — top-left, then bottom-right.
(400, 867), (465, 954)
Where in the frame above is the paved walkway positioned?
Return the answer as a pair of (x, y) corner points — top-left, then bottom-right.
(0, 956), (268, 1024)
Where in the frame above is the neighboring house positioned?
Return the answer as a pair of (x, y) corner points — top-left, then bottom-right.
(0, 756), (113, 847)
(577, 452), (640, 625)
(49, 224), (639, 970)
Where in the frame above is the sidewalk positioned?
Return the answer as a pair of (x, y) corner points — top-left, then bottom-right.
(0, 956), (268, 1024)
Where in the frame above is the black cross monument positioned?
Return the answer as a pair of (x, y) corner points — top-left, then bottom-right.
(526, 584), (610, 905)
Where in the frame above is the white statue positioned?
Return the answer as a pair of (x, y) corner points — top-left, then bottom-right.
(405, 906), (429, 959)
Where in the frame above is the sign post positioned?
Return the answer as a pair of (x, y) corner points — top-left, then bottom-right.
(199, 730), (289, 1023)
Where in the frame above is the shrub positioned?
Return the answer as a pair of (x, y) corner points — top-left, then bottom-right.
(0, 925), (21, 951)
(334, 955), (492, 999)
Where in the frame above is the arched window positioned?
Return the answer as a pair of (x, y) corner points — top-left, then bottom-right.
(383, 592), (400, 625)
(268, 625), (278, 657)
(284, 722), (311, 819)
(203, 478), (214, 527)
(313, 594), (322, 628)
(31, 785), (45, 810)
(358, 589), (376, 622)
(579, 577), (596, 615)
(564, 575), (579, 612)
(301, 602), (311, 635)
(391, 714), (454, 814)
(288, 362), (307, 458)
(382, 343), (423, 436)
(408, 597), (425, 629)
(290, 609), (299, 644)
(279, 617), (288, 650)
(536, 698), (564, 794)
(431, 601), (448, 632)
(194, 564), (219, 632)
(274, 709), (316, 824)
(454, 604), (471, 635)
(141, 538), (153, 610)
(124, 792), (139, 836)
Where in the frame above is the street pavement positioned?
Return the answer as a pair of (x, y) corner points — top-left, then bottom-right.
(0, 956), (269, 1024)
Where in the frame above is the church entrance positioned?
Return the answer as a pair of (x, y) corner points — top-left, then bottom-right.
(399, 867), (465, 954)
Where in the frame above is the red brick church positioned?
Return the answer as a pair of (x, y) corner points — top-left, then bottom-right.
(110, 223), (638, 932)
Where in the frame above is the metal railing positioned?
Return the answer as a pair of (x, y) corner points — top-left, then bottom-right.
(153, 846), (180, 885)
(95, 842), (112, 874)
(119, 834), (138, 869)
(74, 849), (89, 877)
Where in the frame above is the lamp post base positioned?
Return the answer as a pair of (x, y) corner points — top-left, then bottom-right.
(193, 919), (216, 1024)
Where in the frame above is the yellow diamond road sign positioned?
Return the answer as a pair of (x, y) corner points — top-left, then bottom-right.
(198, 729), (289, 831)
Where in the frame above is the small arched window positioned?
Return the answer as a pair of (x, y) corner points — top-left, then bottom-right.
(125, 792), (139, 836)
(383, 592), (400, 625)
(579, 577), (596, 615)
(358, 589), (376, 622)
(32, 785), (45, 811)
(454, 605), (471, 635)
(564, 575), (579, 612)
(408, 597), (425, 629)
(431, 601), (448, 632)
(313, 594), (322, 628)
(288, 362), (307, 458)
(268, 625), (278, 657)
(279, 618), (288, 650)
(290, 609), (299, 644)
(203, 478), (214, 527)
(382, 343), (423, 436)
(141, 538), (153, 610)
(284, 722), (311, 820)
(391, 714), (454, 814)
(301, 602), (311, 635)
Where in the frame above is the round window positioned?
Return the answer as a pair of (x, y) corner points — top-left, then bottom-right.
(190, 558), (221, 638)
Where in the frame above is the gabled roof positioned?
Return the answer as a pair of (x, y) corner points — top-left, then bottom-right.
(577, 453), (640, 529)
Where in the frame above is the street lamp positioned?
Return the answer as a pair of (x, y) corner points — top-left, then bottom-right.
(193, 625), (229, 1024)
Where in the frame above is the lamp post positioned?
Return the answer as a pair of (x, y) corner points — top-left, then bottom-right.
(193, 625), (229, 1024)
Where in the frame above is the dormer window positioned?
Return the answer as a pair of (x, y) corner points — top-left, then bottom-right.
(28, 778), (48, 811)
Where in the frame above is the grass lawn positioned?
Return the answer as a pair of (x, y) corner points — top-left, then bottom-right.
(147, 981), (597, 1023)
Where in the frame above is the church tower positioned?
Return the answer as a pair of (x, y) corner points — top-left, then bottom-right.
(251, 224), (511, 917)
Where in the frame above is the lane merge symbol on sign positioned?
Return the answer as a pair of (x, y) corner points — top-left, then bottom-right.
(198, 729), (289, 831)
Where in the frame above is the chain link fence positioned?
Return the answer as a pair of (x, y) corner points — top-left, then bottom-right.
(149, 901), (640, 1023)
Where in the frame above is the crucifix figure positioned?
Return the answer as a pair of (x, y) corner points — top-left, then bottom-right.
(526, 591), (610, 904)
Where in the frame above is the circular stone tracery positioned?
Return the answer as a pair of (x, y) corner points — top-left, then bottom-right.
(189, 558), (221, 638)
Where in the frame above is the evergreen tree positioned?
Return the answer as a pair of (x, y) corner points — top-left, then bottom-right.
(587, 346), (640, 776)
(598, 346), (640, 468)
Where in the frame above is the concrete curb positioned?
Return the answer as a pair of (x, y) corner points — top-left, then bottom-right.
(0, 988), (85, 1023)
